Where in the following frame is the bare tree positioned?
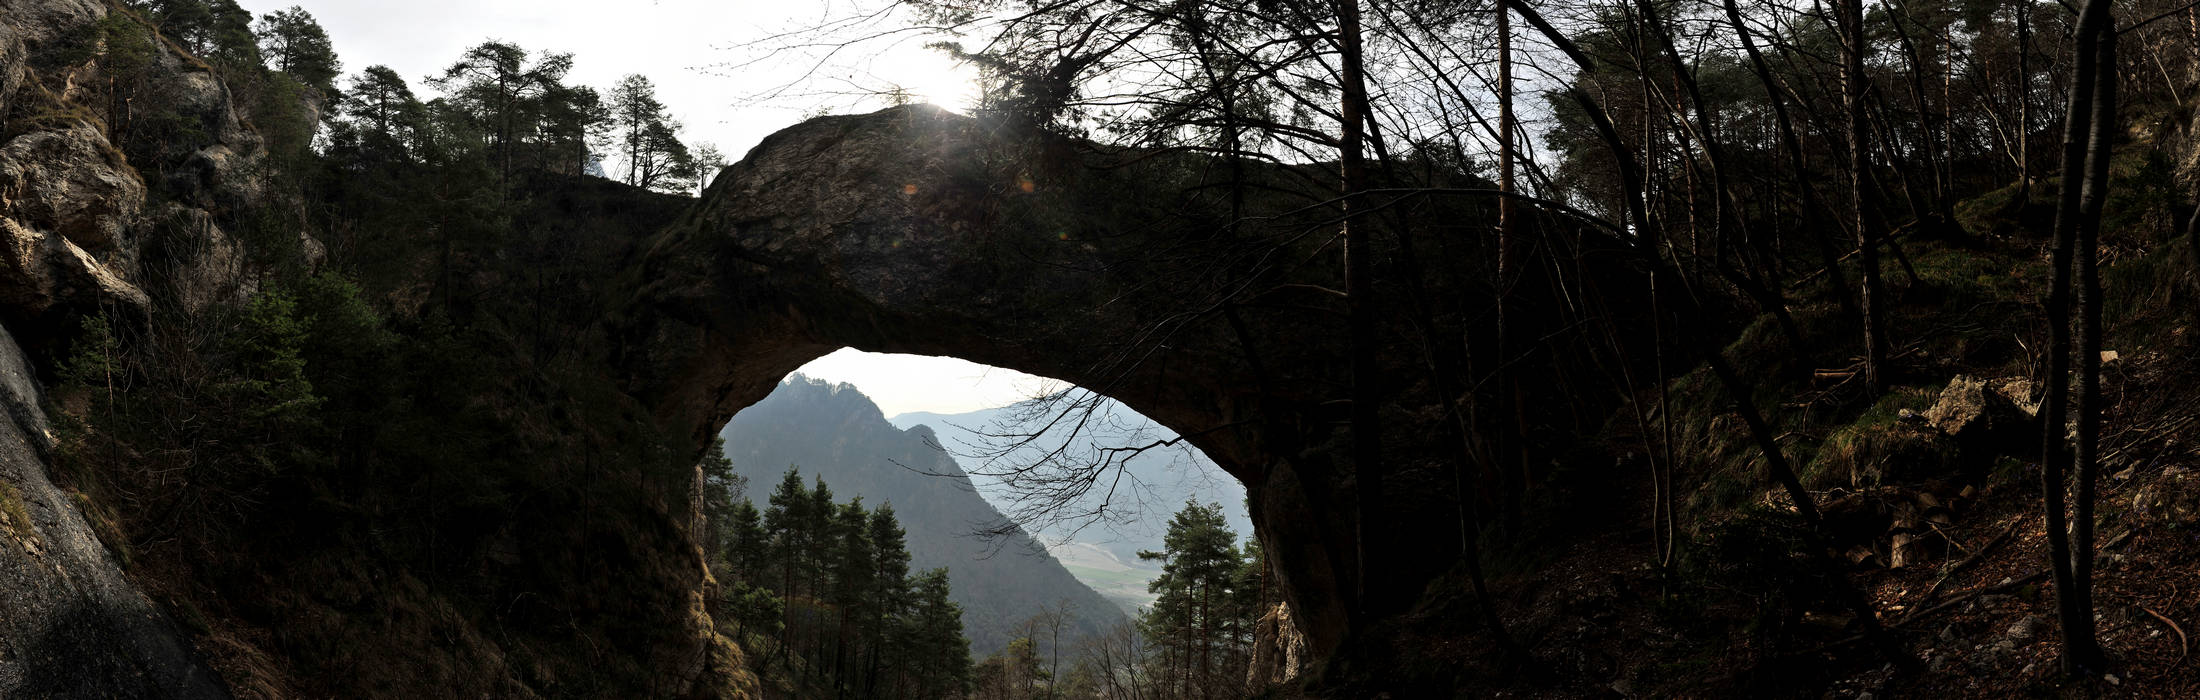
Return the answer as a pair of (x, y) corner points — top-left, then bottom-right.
(2040, 0), (2116, 676)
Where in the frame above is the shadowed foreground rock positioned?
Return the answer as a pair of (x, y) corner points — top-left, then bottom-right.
(0, 325), (227, 698)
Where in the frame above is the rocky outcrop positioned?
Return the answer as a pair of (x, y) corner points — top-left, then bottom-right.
(1247, 601), (1308, 691)
(0, 123), (153, 316)
(0, 0), (283, 330)
(621, 104), (1368, 665)
(1924, 375), (2040, 457)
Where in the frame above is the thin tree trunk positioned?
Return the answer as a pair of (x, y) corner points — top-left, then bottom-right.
(1335, 0), (1388, 633)
(1514, 2), (1914, 668)
(1638, 0), (1806, 352)
(1351, 89), (1526, 665)
(1496, 0), (1528, 538)
(2018, 5), (2032, 208)
(1846, 0), (1890, 392)
(1722, 0), (1862, 328)
(2071, 23), (2118, 677)
(2042, 0), (2114, 676)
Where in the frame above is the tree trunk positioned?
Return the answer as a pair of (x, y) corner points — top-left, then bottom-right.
(1334, 0), (1388, 634)
(2041, 0), (2114, 676)
(2018, 4), (2032, 208)
(1512, 2), (1914, 669)
(2071, 22), (2118, 677)
(1496, 0), (1526, 540)
(1846, 0), (1889, 392)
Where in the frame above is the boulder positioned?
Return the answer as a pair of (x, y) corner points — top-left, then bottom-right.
(0, 124), (151, 319)
(0, 124), (145, 254)
(0, 218), (149, 316)
(1924, 375), (2040, 460)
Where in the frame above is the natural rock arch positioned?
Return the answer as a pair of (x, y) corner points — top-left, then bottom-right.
(617, 105), (1385, 662)
(613, 105), (1654, 674)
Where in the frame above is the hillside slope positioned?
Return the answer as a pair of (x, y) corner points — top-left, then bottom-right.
(890, 403), (1253, 563)
(720, 376), (1128, 655)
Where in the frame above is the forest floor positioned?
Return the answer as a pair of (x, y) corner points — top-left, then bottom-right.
(1402, 207), (2200, 697)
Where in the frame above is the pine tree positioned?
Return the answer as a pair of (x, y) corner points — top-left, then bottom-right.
(865, 504), (912, 695)
(147, 0), (251, 63)
(607, 74), (693, 192)
(763, 468), (811, 671)
(254, 6), (340, 91)
(1139, 501), (1248, 699)
(721, 499), (779, 640)
(428, 41), (579, 185)
(333, 66), (427, 165)
(688, 142), (727, 195)
(908, 567), (972, 698)
(726, 500), (768, 581)
(699, 437), (744, 576)
(828, 498), (877, 693)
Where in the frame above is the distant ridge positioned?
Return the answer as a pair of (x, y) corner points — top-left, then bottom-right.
(888, 403), (1253, 564)
(718, 375), (1127, 655)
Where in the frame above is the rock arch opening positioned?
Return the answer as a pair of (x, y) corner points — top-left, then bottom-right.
(764, 349), (1250, 562)
(615, 104), (1373, 659)
(713, 348), (1252, 652)
(613, 104), (1650, 670)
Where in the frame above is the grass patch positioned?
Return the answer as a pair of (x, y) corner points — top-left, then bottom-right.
(1802, 385), (1951, 489)
(0, 482), (36, 542)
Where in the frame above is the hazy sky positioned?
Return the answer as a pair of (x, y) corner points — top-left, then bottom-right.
(797, 349), (1059, 416)
(237, 0), (979, 160)
(237, 1), (1017, 414)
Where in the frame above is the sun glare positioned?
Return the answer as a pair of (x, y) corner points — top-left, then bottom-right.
(879, 44), (981, 111)
(792, 348), (1062, 417)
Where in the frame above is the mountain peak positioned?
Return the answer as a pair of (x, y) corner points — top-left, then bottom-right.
(776, 372), (887, 423)
(720, 381), (1126, 654)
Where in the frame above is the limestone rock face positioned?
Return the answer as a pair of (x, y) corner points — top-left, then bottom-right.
(1247, 601), (1308, 691)
(0, 1), (285, 693)
(623, 105), (1374, 663)
(0, 0), (102, 47)
(0, 124), (144, 252)
(0, 125), (153, 316)
(0, 324), (228, 698)
(0, 0), (288, 327)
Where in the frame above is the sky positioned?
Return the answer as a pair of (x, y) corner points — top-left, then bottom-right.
(794, 349), (1058, 416)
(236, 0), (1009, 414)
(235, 0), (981, 161)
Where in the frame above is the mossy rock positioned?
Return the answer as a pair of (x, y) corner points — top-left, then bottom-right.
(1804, 387), (1957, 488)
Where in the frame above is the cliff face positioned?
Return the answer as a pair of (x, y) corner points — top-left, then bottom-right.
(0, 1), (271, 696)
(0, 0), (274, 335)
(0, 310), (225, 697)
